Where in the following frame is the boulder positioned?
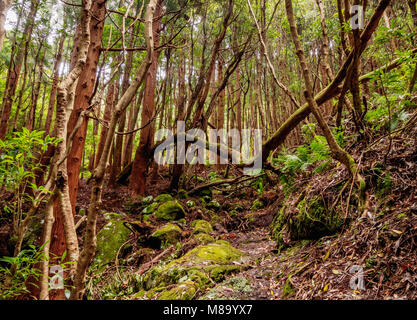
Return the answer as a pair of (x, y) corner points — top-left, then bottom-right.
(155, 194), (173, 203)
(192, 220), (213, 235)
(94, 219), (131, 266)
(193, 233), (215, 244)
(142, 240), (245, 291)
(155, 201), (186, 221)
(150, 224), (182, 248)
(157, 281), (197, 300)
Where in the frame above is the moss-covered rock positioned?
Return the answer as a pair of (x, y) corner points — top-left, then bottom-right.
(251, 199), (265, 211)
(95, 219), (131, 266)
(271, 195), (343, 249)
(155, 194), (173, 203)
(200, 276), (252, 300)
(192, 219), (213, 235)
(193, 233), (215, 244)
(142, 195), (154, 206)
(186, 200), (196, 208)
(142, 202), (158, 215)
(206, 199), (221, 211)
(177, 189), (188, 199)
(157, 281), (197, 300)
(155, 201), (186, 221)
(103, 212), (124, 220)
(198, 188), (212, 199)
(142, 241), (245, 292)
(150, 224), (182, 248)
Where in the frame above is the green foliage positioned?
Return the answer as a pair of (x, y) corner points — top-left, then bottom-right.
(0, 244), (45, 300)
(0, 129), (59, 234)
(272, 124), (345, 193)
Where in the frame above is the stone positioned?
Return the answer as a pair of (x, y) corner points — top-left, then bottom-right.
(192, 220), (213, 235)
(155, 201), (186, 221)
(155, 194), (173, 203)
(94, 219), (131, 266)
(150, 224), (182, 248)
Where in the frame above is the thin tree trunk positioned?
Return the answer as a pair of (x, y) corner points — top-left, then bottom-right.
(71, 0), (157, 299)
(129, 0), (163, 196)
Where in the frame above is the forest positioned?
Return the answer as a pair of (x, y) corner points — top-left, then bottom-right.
(0, 0), (416, 301)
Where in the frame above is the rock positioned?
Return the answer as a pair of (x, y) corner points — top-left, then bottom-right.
(150, 224), (182, 248)
(177, 189), (188, 199)
(142, 202), (158, 215)
(142, 195), (154, 206)
(155, 194), (173, 203)
(103, 212), (124, 220)
(94, 219), (131, 266)
(193, 233), (215, 244)
(157, 281), (197, 300)
(251, 199), (265, 211)
(155, 201), (186, 221)
(192, 220), (213, 235)
(142, 240), (245, 292)
(186, 200), (196, 208)
(198, 188), (212, 200)
(200, 276), (252, 300)
(271, 196), (344, 249)
(206, 199), (221, 211)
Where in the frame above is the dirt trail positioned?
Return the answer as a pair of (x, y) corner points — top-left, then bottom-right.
(201, 228), (279, 300)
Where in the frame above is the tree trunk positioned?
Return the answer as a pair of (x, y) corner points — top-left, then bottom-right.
(0, 0), (38, 140)
(129, 0), (163, 197)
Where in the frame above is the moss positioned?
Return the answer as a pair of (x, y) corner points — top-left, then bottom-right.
(142, 241), (245, 291)
(251, 199), (265, 211)
(155, 201), (186, 221)
(155, 194), (173, 203)
(142, 195), (154, 206)
(192, 220), (213, 235)
(150, 224), (182, 248)
(186, 270), (211, 288)
(233, 205), (244, 212)
(199, 276), (252, 300)
(198, 188), (212, 199)
(282, 278), (295, 298)
(177, 189), (188, 199)
(247, 214), (255, 223)
(210, 265), (241, 282)
(206, 200), (221, 211)
(193, 233), (215, 244)
(376, 172), (394, 200)
(94, 220), (131, 266)
(200, 195), (212, 206)
(229, 276), (252, 293)
(271, 196), (343, 248)
(186, 200), (196, 208)
(157, 282), (197, 300)
(103, 212), (124, 220)
(142, 202), (158, 215)
(229, 210), (238, 217)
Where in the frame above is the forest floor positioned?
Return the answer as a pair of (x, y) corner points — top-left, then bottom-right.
(72, 130), (417, 301)
(1, 131), (416, 300)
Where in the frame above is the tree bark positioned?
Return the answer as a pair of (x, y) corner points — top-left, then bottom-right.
(129, 0), (163, 197)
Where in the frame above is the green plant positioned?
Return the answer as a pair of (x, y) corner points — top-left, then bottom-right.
(0, 244), (46, 300)
(0, 129), (59, 237)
